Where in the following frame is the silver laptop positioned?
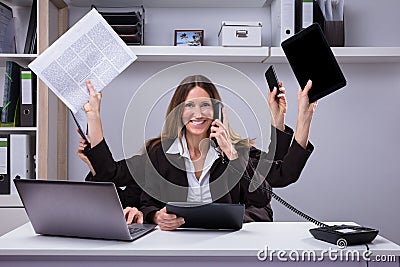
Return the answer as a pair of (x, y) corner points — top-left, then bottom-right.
(14, 179), (156, 241)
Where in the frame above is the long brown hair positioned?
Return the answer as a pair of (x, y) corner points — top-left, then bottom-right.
(145, 75), (254, 153)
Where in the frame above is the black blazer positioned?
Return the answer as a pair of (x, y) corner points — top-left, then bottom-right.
(86, 125), (313, 223)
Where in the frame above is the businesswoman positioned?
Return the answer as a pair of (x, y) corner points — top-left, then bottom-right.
(78, 75), (317, 230)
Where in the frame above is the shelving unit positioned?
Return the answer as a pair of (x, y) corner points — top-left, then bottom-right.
(0, 0), (39, 197)
(0, 0), (69, 236)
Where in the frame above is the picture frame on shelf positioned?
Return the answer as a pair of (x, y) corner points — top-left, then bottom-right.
(174, 30), (204, 46)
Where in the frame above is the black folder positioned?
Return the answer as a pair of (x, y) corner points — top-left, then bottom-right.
(1, 61), (22, 126)
(24, 0), (37, 54)
(19, 69), (36, 127)
(0, 135), (10, 194)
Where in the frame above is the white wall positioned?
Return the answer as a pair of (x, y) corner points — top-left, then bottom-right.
(67, 0), (400, 244)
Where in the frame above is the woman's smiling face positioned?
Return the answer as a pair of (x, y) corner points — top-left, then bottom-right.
(181, 86), (214, 138)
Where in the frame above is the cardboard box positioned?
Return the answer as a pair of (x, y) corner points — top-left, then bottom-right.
(218, 21), (262, 47)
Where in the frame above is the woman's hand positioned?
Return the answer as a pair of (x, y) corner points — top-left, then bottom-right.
(77, 135), (96, 176)
(83, 80), (101, 120)
(123, 207), (144, 224)
(153, 207), (184, 231)
(83, 80), (104, 148)
(295, 80), (318, 149)
(267, 81), (287, 132)
(210, 108), (238, 160)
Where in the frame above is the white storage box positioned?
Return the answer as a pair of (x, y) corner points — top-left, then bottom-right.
(218, 21), (262, 47)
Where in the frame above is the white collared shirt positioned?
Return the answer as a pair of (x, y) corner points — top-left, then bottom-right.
(166, 134), (220, 203)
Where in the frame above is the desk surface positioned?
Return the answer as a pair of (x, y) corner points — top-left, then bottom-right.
(0, 222), (399, 258)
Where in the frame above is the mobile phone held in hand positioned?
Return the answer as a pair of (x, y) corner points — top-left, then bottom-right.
(211, 101), (223, 148)
(265, 65), (279, 92)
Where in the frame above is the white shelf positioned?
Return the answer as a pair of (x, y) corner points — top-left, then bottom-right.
(268, 47), (400, 64)
(0, 54), (37, 68)
(0, 195), (23, 208)
(130, 46), (270, 62)
(129, 46), (400, 63)
(68, 0), (272, 8)
(0, 127), (37, 133)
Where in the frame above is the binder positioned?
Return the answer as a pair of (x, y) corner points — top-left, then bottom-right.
(0, 135), (10, 194)
(302, 0), (313, 29)
(0, 2), (16, 53)
(10, 134), (34, 194)
(271, 0), (295, 46)
(0, 65), (5, 113)
(19, 69), (37, 127)
(1, 61), (22, 126)
(24, 0), (37, 54)
(294, 0), (303, 33)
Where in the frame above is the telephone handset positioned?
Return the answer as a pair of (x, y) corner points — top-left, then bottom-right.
(211, 101), (223, 148)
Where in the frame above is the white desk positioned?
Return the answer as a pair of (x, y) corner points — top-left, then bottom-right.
(0, 222), (399, 266)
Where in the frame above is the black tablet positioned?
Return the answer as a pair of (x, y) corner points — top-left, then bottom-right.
(281, 23), (346, 103)
(166, 202), (244, 230)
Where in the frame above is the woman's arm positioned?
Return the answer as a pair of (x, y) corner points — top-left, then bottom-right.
(294, 80), (317, 149)
(76, 80), (144, 210)
(76, 80), (103, 175)
(84, 80), (103, 147)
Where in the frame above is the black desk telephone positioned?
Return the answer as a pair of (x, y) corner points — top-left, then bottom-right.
(226, 156), (379, 246)
(266, 189), (379, 246)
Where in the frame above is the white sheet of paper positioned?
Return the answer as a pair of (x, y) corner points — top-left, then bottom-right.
(28, 8), (137, 118)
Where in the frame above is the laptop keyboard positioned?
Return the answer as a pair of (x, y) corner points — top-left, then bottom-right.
(128, 226), (146, 236)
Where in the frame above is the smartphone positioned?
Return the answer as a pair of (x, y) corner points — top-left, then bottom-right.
(265, 65), (279, 92)
(211, 101), (223, 148)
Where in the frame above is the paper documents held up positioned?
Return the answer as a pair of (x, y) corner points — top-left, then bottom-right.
(28, 8), (137, 114)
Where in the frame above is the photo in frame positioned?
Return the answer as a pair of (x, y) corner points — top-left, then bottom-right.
(174, 30), (204, 46)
